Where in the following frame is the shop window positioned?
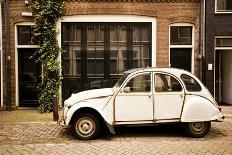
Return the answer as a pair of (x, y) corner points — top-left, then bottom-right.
(216, 0), (232, 12)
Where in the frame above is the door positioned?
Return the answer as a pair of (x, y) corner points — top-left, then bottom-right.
(115, 72), (153, 122)
(221, 50), (232, 104)
(154, 73), (184, 120)
(18, 48), (40, 107)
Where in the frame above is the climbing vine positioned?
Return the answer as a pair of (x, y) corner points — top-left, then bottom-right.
(31, 0), (65, 112)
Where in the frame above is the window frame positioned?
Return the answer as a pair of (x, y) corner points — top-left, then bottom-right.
(180, 74), (202, 92)
(215, 0), (232, 14)
(169, 23), (194, 73)
(121, 72), (152, 94)
(154, 72), (183, 93)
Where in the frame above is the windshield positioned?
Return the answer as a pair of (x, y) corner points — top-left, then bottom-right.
(114, 73), (130, 88)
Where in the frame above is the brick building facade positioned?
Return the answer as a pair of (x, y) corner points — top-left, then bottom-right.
(0, 0), (202, 109)
(205, 0), (232, 104)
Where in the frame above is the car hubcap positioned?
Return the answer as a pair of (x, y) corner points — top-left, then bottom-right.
(76, 117), (95, 137)
(191, 122), (206, 133)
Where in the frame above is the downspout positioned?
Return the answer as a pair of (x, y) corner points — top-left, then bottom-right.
(5, 0), (11, 111)
(202, 0), (206, 84)
(0, 2), (2, 108)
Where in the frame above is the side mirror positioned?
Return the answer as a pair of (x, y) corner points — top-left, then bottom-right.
(123, 87), (131, 93)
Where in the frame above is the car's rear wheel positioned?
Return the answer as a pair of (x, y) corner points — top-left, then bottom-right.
(71, 113), (100, 140)
(184, 121), (211, 138)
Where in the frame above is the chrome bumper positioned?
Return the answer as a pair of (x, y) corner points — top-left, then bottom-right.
(215, 114), (225, 122)
(57, 108), (69, 128)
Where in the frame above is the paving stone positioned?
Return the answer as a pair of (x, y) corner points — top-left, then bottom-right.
(0, 106), (232, 154)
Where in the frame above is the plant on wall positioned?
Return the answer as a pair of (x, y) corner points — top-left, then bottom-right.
(31, 0), (65, 112)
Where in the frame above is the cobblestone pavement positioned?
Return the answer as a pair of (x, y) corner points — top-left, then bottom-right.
(0, 106), (232, 154)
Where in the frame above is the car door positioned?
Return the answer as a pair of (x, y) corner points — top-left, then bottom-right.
(115, 72), (153, 122)
(154, 72), (184, 121)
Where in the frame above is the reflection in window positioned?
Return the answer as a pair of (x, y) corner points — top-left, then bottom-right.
(155, 74), (182, 92)
(217, 0), (232, 11)
(180, 74), (201, 92)
(170, 26), (192, 45)
(125, 73), (151, 93)
(216, 38), (232, 47)
(18, 26), (35, 45)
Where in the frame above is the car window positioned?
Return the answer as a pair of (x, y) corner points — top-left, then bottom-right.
(124, 73), (151, 93)
(155, 73), (182, 92)
(180, 74), (202, 92)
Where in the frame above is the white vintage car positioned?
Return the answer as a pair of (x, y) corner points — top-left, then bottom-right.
(60, 68), (224, 140)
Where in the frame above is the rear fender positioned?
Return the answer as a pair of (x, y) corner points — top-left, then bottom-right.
(181, 95), (223, 122)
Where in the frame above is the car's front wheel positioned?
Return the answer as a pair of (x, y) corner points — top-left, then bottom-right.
(184, 121), (211, 138)
(71, 113), (100, 140)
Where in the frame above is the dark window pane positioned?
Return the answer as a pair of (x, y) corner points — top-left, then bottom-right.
(217, 0), (232, 11)
(170, 48), (192, 72)
(180, 74), (201, 91)
(18, 26), (34, 45)
(155, 74), (182, 92)
(216, 38), (232, 47)
(180, 74), (201, 92)
(170, 26), (192, 45)
(124, 73), (151, 93)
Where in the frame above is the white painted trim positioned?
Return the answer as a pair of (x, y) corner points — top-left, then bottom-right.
(215, 47), (232, 50)
(215, 36), (232, 38)
(168, 23), (195, 74)
(215, 0), (232, 14)
(15, 22), (36, 107)
(0, 3), (3, 108)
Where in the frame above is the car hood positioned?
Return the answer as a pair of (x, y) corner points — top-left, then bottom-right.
(64, 88), (114, 107)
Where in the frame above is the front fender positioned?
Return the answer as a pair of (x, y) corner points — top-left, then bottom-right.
(181, 95), (223, 122)
(65, 101), (107, 125)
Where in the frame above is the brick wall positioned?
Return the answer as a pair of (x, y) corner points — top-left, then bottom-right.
(4, 0), (200, 108)
(205, 0), (232, 97)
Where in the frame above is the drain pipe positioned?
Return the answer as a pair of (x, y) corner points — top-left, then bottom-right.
(5, 0), (11, 111)
(202, 0), (206, 84)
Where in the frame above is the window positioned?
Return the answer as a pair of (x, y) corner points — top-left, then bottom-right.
(17, 26), (35, 45)
(155, 74), (182, 92)
(170, 25), (193, 72)
(216, 0), (232, 12)
(124, 73), (151, 93)
(216, 38), (232, 47)
(61, 22), (152, 99)
(180, 74), (201, 92)
(170, 26), (192, 45)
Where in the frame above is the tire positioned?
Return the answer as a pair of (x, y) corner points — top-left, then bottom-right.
(71, 113), (100, 140)
(184, 121), (211, 138)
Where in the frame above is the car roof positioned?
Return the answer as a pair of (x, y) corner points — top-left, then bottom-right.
(124, 67), (193, 77)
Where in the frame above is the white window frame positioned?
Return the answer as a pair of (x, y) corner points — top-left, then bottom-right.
(15, 22), (39, 107)
(214, 36), (232, 98)
(169, 23), (195, 73)
(215, 0), (232, 14)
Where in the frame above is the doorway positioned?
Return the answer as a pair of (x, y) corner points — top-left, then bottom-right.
(216, 50), (232, 105)
(18, 48), (40, 107)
